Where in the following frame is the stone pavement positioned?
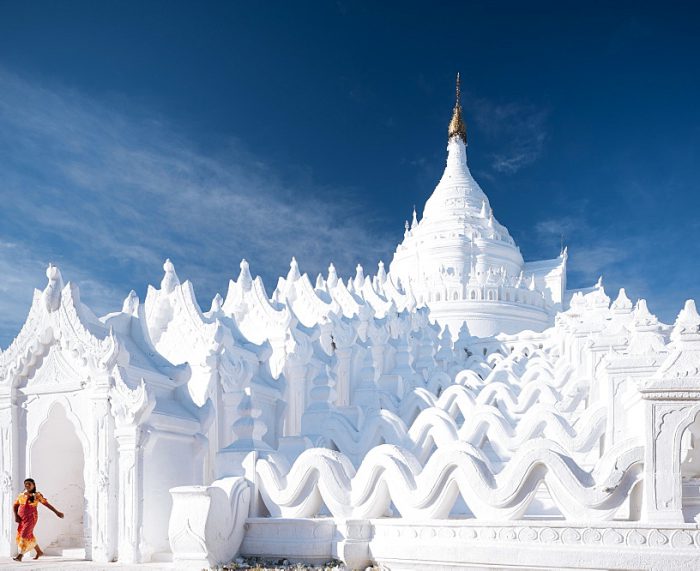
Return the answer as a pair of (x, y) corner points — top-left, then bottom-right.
(0, 556), (190, 571)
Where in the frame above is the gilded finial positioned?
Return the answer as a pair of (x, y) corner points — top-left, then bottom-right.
(448, 73), (467, 144)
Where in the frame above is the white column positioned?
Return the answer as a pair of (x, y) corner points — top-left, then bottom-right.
(0, 392), (18, 557)
(329, 316), (357, 408)
(282, 328), (313, 436)
(115, 425), (145, 563)
(334, 347), (353, 407)
(109, 375), (154, 563)
(88, 385), (117, 562)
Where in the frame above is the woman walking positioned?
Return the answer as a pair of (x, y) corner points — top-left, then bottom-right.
(12, 478), (64, 561)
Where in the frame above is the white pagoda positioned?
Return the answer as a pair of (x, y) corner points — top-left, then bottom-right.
(389, 74), (566, 337)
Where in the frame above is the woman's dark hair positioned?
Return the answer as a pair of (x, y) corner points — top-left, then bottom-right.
(24, 478), (36, 501)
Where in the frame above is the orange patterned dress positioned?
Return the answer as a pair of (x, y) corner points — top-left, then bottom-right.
(14, 491), (48, 554)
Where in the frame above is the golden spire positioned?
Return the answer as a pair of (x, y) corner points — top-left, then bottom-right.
(448, 73), (467, 144)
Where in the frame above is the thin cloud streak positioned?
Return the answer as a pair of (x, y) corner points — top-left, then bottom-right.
(0, 242), (45, 342)
(0, 69), (397, 346)
(465, 96), (548, 174)
(530, 207), (696, 322)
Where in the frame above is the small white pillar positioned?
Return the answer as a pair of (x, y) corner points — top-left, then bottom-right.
(639, 385), (700, 523)
(639, 300), (700, 524)
(282, 327), (313, 436)
(0, 391), (18, 557)
(331, 317), (358, 408)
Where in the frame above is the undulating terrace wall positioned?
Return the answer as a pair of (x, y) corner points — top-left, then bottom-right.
(168, 278), (700, 570)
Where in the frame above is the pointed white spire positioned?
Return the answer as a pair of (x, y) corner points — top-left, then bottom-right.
(479, 200), (488, 218)
(611, 288), (632, 313)
(238, 259), (253, 291)
(122, 290), (139, 316)
(673, 299), (700, 340)
(327, 263), (338, 289)
(315, 273), (326, 291)
(161, 259), (179, 294)
(377, 260), (387, 284)
(354, 263), (365, 291)
(46, 263), (63, 286)
(287, 257), (301, 282)
(42, 263), (64, 313)
(209, 293), (223, 314)
(456, 322), (471, 351)
(411, 206), (418, 229)
(440, 324), (453, 346)
(634, 299), (658, 327)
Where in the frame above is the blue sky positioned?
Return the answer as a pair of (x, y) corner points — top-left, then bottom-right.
(1, 1), (699, 345)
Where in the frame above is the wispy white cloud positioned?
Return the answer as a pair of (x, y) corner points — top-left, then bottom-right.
(534, 208), (633, 283)
(0, 69), (396, 346)
(466, 97), (548, 174)
(0, 242), (45, 341)
(534, 215), (587, 239)
(530, 205), (696, 321)
(568, 244), (629, 281)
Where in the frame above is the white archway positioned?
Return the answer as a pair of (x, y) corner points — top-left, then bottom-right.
(29, 403), (86, 556)
(681, 413), (700, 522)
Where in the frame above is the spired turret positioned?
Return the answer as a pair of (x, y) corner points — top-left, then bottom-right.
(388, 75), (566, 337)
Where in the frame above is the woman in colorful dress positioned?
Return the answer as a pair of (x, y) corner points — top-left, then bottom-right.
(12, 478), (64, 561)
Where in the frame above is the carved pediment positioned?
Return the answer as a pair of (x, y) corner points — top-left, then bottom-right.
(19, 343), (84, 393)
(284, 274), (337, 329)
(1, 269), (119, 389)
(330, 279), (361, 319)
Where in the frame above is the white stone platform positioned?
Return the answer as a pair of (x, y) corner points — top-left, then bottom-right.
(242, 517), (700, 571)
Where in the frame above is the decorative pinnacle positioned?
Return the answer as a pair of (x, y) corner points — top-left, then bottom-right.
(448, 73), (467, 144)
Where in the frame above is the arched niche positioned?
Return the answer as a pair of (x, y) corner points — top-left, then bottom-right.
(28, 402), (86, 555)
(680, 409), (700, 522)
(642, 399), (700, 524)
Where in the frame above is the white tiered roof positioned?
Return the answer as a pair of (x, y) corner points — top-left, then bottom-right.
(422, 137), (516, 249)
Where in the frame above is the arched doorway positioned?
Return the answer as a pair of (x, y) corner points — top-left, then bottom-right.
(29, 403), (86, 556)
(680, 414), (700, 522)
